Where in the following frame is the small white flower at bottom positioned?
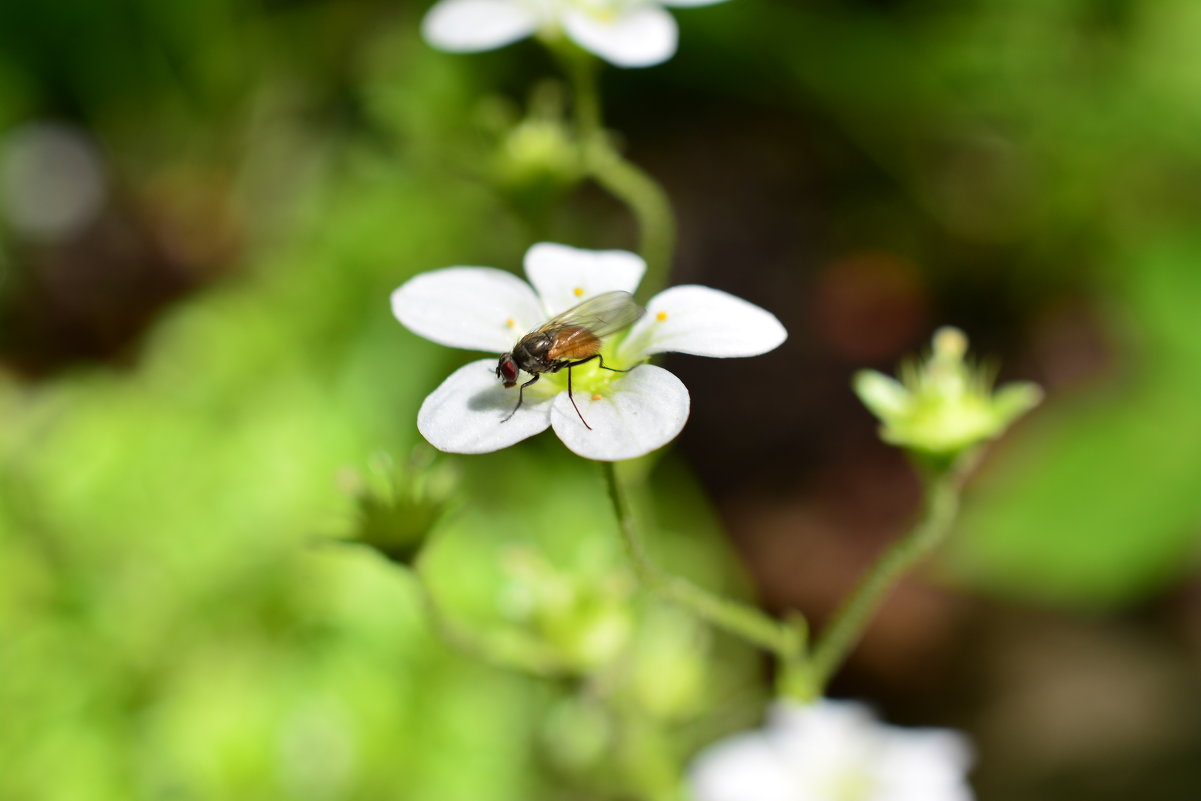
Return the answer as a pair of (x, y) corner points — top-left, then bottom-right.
(688, 699), (975, 801)
(391, 242), (786, 461)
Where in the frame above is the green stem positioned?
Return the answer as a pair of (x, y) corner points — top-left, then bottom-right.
(807, 469), (963, 689)
(587, 146), (676, 297)
(559, 43), (677, 297)
(563, 42), (602, 139)
(602, 461), (803, 663)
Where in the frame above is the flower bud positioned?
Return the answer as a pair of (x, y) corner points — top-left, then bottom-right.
(346, 448), (456, 566)
(854, 326), (1042, 461)
(490, 82), (582, 205)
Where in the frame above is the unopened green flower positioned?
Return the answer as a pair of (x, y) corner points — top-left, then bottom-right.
(347, 449), (457, 566)
(854, 327), (1042, 460)
(497, 115), (580, 185)
(489, 84), (584, 211)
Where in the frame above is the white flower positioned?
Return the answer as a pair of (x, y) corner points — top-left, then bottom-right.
(688, 699), (975, 801)
(421, 0), (732, 68)
(391, 242), (786, 461)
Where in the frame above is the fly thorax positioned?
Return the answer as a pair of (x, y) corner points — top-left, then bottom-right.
(513, 336), (551, 374)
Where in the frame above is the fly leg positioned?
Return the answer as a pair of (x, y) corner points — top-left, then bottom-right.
(557, 357), (643, 432)
(561, 353), (636, 430)
(501, 374), (540, 423)
(566, 362), (591, 430)
(593, 353), (634, 373)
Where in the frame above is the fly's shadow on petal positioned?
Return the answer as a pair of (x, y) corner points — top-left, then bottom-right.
(467, 378), (513, 413)
(467, 371), (556, 420)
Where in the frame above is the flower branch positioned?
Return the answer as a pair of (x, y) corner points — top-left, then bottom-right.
(803, 326), (1043, 693)
(584, 139), (677, 299)
(554, 41), (677, 298)
(807, 466), (963, 691)
(603, 461), (806, 671)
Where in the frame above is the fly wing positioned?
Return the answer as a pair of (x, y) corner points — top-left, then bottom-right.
(539, 290), (645, 339)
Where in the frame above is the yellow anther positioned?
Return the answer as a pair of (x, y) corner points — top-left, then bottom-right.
(591, 393), (603, 401)
(573, 287), (585, 297)
(505, 318), (515, 328)
(656, 310), (668, 322)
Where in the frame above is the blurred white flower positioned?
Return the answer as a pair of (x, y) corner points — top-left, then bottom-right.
(688, 699), (975, 801)
(0, 122), (107, 242)
(421, 0), (732, 68)
(391, 242), (785, 461)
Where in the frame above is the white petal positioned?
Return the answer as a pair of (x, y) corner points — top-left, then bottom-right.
(392, 267), (543, 353)
(619, 285), (787, 361)
(550, 365), (688, 461)
(421, 0), (540, 53)
(417, 359), (554, 454)
(687, 732), (796, 801)
(523, 242), (646, 316)
(878, 729), (975, 800)
(562, 6), (678, 68)
(689, 699), (975, 801)
(765, 699), (876, 769)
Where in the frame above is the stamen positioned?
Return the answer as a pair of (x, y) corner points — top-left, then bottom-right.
(656, 310), (668, 322)
(591, 393), (603, 401)
(573, 287), (585, 297)
(505, 318), (515, 328)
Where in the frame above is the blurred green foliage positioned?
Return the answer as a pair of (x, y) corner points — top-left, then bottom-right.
(3, 0), (1201, 799)
(0, 3), (758, 798)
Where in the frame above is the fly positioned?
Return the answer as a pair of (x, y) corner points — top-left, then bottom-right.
(495, 290), (645, 430)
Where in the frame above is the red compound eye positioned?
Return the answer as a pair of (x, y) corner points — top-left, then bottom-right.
(497, 356), (519, 386)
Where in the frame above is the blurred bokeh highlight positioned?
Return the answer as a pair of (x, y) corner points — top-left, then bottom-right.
(2, 1), (1200, 799)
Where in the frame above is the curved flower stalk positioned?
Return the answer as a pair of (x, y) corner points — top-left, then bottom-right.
(422, 0), (732, 68)
(689, 699), (975, 801)
(391, 242), (785, 461)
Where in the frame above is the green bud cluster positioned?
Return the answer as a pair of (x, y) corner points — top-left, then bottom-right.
(488, 81), (583, 203)
(500, 548), (634, 672)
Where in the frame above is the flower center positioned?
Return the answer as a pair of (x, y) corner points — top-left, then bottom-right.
(567, 0), (629, 23)
(820, 767), (876, 801)
(541, 337), (631, 397)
